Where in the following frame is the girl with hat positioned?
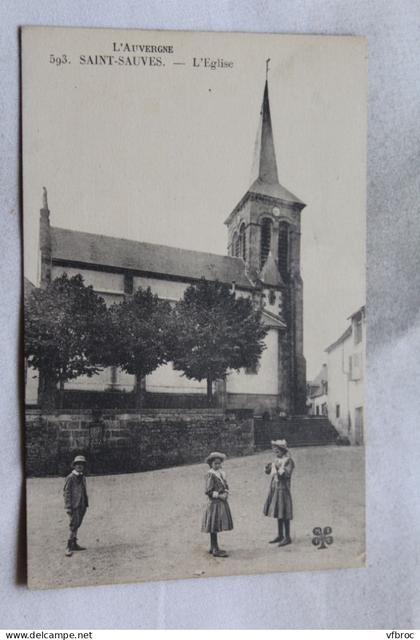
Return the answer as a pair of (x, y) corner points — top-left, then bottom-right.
(201, 452), (233, 557)
(263, 440), (295, 546)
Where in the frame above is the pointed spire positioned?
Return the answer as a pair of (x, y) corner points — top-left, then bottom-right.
(247, 77), (304, 205)
(251, 81), (279, 185)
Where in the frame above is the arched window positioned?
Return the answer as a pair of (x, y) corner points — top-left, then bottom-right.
(260, 218), (272, 268)
(278, 221), (289, 281)
(231, 231), (239, 257)
(239, 223), (246, 261)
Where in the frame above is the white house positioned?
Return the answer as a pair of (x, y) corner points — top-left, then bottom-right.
(325, 306), (365, 444)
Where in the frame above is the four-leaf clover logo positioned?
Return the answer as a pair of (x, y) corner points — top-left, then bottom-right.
(312, 526), (333, 549)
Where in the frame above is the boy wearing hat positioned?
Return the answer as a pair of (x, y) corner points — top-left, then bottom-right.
(63, 455), (89, 557)
(263, 440), (295, 546)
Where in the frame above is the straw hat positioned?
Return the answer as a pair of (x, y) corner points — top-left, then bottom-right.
(271, 439), (288, 450)
(72, 455), (87, 466)
(205, 451), (226, 465)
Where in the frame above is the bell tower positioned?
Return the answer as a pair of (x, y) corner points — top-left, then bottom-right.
(224, 71), (307, 414)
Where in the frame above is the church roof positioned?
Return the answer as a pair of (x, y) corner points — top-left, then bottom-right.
(50, 227), (254, 289)
(248, 177), (304, 205)
(259, 251), (284, 287)
(261, 308), (286, 329)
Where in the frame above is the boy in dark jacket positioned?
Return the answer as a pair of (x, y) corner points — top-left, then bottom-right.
(63, 455), (89, 557)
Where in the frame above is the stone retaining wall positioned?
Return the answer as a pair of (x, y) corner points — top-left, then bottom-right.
(25, 409), (255, 477)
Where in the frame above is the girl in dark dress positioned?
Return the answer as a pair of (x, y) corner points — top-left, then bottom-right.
(202, 451), (233, 557)
(263, 439), (295, 546)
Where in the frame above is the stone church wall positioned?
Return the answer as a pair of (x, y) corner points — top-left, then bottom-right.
(25, 408), (255, 477)
(227, 329), (278, 395)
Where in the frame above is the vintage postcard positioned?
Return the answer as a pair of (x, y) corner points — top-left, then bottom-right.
(22, 27), (366, 589)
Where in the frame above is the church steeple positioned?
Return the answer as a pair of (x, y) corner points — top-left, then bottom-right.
(224, 71), (307, 414)
(248, 80), (304, 205)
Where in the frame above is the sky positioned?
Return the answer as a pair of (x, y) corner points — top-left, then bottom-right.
(22, 28), (366, 379)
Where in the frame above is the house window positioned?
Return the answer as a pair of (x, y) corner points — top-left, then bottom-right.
(278, 221), (289, 281)
(354, 316), (363, 344)
(268, 290), (276, 305)
(336, 404), (340, 418)
(316, 405), (320, 415)
(260, 218), (272, 268)
(232, 231), (240, 257)
(351, 353), (362, 380)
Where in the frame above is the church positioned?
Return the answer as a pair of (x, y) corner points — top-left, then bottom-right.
(36, 80), (307, 416)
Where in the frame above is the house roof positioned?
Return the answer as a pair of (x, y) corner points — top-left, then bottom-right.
(308, 364), (328, 398)
(348, 304), (366, 320)
(326, 304), (366, 353)
(259, 251), (284, 287)
(51, 227), (254, 289)
(325, 326), (352, 353)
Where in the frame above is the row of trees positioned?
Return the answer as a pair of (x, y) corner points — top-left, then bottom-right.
(25, 274), (268, 409)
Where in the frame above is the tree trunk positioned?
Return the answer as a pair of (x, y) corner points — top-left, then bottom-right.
(206, 375), (213, 406)
(134, 375), (145, 410)
(215, 377), (227, 409)
(38, 370), (57, 410)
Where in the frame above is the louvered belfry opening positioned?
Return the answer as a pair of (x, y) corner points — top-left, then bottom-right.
(278, 221), (289, 281)
(260, 218), (272, 268)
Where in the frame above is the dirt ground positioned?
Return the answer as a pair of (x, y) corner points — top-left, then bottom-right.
(26, 446), (365, 589)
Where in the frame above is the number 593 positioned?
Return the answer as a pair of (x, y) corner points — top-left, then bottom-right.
(49, 54), (69, 66)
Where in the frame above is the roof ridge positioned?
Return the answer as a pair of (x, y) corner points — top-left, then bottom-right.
(51, 226), (245, 264)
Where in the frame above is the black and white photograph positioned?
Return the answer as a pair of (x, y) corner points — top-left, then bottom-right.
(22, 27), (366, 589)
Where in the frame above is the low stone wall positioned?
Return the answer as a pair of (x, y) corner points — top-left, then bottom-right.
(25, 409), (255, 477)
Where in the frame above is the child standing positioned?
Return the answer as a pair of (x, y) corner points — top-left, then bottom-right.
(63, 455), (89, 557)
(263, 439), (295, 547)
(201, 452), (233, 557)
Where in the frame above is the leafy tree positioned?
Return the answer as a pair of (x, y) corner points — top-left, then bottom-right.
(109, 287), (172, 408)
(171, 279), (268, 405)
(24, 274), (112, 409)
